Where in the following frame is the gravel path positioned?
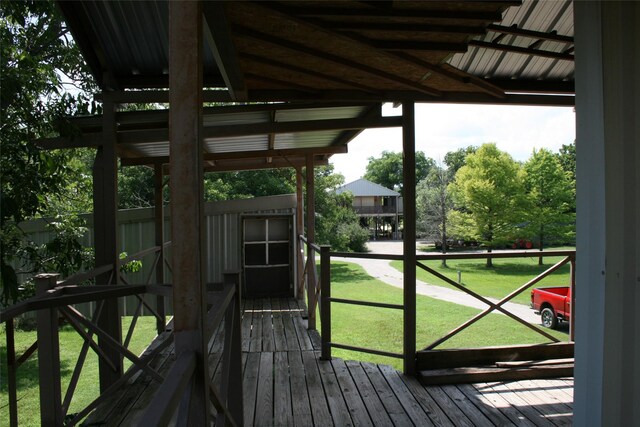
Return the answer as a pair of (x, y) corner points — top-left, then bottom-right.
(334, 240), (542, 325)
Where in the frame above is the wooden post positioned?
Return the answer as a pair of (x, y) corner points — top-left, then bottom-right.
(320, 245), (332, 360)
(93, 97), (123, 391)
(296, 166), (305, 300)
(305, 154), (317, 330)
(154, 163), (166, 333)
(402, 102), (417, 375)
(221, 271), (244, 426)
(169, 2), (210, 423)
(6, 319), (18, 427)
(35, 273), (63, 426)
(570, 255), (576, 342)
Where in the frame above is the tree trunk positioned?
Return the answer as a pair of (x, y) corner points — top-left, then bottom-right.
(486, 247), (493, 268)
(538, 225), (544, 265)
(441, 207), (447, 268)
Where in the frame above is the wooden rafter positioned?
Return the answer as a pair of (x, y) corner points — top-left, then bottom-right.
(238, 52), (377, 93)
(469, 40), (574, 61)
(487, 24), (574, 44)
(202, 2), (247, 101)
(280, 6), (506, 21)
(320, 21), (487, 35)
(121, 146), (348, 167)
(233, 25), (442, 97)
(257, 2), (504, 99)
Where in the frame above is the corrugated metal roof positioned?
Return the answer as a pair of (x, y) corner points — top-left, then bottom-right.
(335, 179), (400, 197)
(55, 103), (381, 171)
(448, 0), (574, 87)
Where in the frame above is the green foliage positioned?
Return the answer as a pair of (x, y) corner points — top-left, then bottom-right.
(119, 252), (143, 274)
(313, 166), (367, 251)
(416, 165), (453, 245)
(448, 143), (527, 251)
(363, 151), (435, 196)
(555, 141), (576, 213)
(334, 222), (370, 252)
(523, 149), (575, 248)
(1, 1), (97, 303)
(443, 145), (477, 179)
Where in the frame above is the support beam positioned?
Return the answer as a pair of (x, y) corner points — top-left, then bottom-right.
(169, 2), (210, 423)
(93, 97), (123, 391)
(574, 2), (640, 426)
(305, 154), (316, 330)
(154, 164), (165, 334)
(202, 2), (247, 100)
(402, 102), (416, 375)
(469, 40), (574, 61)
(296, 167), (305, 300)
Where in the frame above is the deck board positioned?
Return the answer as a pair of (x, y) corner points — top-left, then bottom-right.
(83, 298), (574, 426)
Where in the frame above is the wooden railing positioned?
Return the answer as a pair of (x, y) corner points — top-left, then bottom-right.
(1, 244), (171, 427)
(298, 234), (322, 330)
(318, 248), (576, 375)
(140, 273), (243, 426)
(319, 250), (407, 365)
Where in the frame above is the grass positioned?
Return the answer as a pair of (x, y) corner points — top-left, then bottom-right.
(325, 262), (568, 370)
(390, 247), (574, 305)
(0, 316), (157, 426)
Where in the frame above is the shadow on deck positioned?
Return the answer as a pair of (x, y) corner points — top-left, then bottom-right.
(84, 298), (573, 426)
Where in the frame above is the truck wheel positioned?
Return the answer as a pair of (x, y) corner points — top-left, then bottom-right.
(541, 307), (558, 329)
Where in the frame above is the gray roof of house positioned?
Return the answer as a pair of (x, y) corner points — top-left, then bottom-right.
(335, 179), (400, 197)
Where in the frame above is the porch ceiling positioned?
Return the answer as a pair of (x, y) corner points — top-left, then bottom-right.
(57, 0), (575, 105)
(37, 102), (396, 171)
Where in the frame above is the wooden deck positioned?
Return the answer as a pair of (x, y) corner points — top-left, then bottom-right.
(83, 298), (573, 426)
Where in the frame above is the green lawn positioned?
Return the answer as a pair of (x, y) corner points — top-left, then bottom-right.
(0, 316), (157, 426)
(326, 262), (568, 370)
(390, 248), (573, 305)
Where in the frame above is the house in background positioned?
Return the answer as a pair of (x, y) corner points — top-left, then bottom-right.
(336, 178), (402, 240)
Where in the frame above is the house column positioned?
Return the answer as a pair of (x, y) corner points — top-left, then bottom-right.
(154, 163), (165, 333)
(169, 1), (210, 423)
(574, 2), (640, 425)
(93, 96), (123, 391)
(296, 166), (305, 300)
(305, 154), (317, 329)
(402, 102), (417, 375)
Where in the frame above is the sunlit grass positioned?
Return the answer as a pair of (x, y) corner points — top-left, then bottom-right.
(324, 262), (567, 370)
(390, 247), (574, 305)
(0, 316), (157, 426)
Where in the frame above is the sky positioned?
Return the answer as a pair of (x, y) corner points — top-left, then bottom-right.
(330, 103), (576, 184)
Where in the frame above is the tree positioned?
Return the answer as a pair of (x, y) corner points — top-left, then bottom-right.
(444, 146), (477, 179)
(1, 1), (98, 303)
(364, 151), (435, 196)
(556, 141), (576, 213)
(523, 149), (575, 264)
(313, 165), (368, 252)
(417, 164), (453, 267)
(449, 143), (526, 267)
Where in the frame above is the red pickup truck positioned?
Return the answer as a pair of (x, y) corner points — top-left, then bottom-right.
(530, 286), (571, 329)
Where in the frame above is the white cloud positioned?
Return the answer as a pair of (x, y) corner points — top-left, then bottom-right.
(331, 103), (576, 183)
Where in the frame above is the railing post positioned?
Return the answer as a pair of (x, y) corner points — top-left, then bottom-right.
(221, 271), (244, 426)
(6, 319), (18, 427)
(320, 245), (331, 360)
(402, 101), (417, 375)
(569, 255), (576, 342)
(35, 273), (63, 426)
(154, 163), (166, 334)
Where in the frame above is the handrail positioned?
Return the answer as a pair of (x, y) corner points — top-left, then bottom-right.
(2, 253), (174, 427)
(141, 351), (197, 426)
(320, 247), (576, 373)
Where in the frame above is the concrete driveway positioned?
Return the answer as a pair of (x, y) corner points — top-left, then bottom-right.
(333, 239), (543, 325)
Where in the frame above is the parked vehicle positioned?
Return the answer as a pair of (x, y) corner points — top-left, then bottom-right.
(530, 286), (571, 329)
